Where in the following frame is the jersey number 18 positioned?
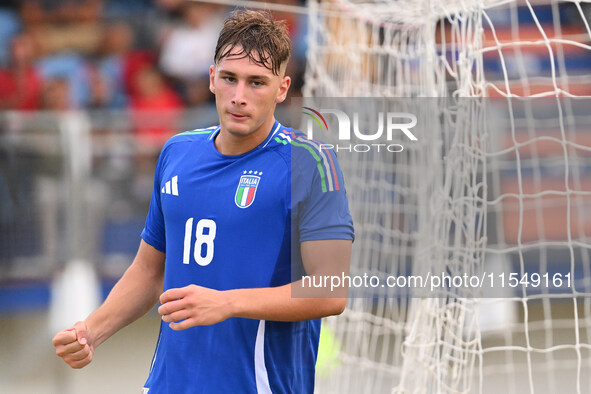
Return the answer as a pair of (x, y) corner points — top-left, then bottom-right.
(183, 218), (216, 266)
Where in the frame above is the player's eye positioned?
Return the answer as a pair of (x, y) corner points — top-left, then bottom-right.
(251, 80), (264, 87)
(223, 76), (236, 83)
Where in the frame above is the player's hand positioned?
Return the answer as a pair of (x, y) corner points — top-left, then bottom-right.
(52, 321), (94, 369)
(158, 285), (231, 330)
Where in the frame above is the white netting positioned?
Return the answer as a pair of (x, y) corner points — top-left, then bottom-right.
(305, 0), (591, 98)
(306, 1), (591, 393)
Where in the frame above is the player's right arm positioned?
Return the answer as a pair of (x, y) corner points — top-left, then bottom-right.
(52, 240), (165, 369)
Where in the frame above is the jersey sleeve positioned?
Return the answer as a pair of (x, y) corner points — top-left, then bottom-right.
(292, 142), (355, 243)
(141, 146), (168, 253)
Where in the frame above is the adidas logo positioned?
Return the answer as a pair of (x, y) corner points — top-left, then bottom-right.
(161, 175), (179, 196)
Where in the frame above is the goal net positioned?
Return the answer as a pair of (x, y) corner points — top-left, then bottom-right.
(304, 1), (591, 393)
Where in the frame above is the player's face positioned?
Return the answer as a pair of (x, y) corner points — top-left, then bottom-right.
(209, 46), (291, 144)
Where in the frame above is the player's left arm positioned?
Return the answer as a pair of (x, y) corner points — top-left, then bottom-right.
(158, 239), (351, 330)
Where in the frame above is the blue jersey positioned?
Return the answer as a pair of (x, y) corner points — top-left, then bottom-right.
(141, 120), (354, 393)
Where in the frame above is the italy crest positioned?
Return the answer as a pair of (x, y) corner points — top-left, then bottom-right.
(235, 171), (261, 208)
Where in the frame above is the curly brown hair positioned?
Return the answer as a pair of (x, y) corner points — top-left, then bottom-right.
(214, 10), (291, 76)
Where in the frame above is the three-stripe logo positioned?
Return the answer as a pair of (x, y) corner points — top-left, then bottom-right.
(161, 175), (179, 196)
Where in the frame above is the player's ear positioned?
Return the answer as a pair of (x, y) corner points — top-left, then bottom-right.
(276, 75), (291, 104)
(209, 65), (216, 94)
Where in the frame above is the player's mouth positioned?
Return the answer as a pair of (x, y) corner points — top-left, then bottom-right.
(229, 112), (249, 120)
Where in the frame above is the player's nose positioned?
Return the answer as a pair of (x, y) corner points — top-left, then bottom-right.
(231, 81), (247, 106)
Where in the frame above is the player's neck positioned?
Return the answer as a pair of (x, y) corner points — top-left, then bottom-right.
(215, 118), (276, 156)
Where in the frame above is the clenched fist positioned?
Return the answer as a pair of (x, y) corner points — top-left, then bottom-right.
(52, 321), (94, 369)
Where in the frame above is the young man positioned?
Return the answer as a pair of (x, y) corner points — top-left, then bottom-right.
(52, 10), (354, 393)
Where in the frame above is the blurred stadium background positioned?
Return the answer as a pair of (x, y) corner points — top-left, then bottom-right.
(1, 0), (591, 393)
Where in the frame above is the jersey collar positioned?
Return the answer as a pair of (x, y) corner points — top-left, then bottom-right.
(208, 120), (282, 158)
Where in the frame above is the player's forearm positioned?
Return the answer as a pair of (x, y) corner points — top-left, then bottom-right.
(86, 242), (165, 347)
(87, 265), (162, 347)
(226, 282), (346, 322)
(226, 240), (352, 322)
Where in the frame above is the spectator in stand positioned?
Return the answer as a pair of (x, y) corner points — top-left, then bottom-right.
(129, 64), (183, 210)
(42, 77), (73, 111)
(0, 3), (21, 68)
(155, 0), (186, 16)
(18, 0), (109, 109)
(89, 19), (157, 109)
(36, 52), (92, 109)
(90, 22), (136, 109)
(130, 65), (183, 147)
(20, 0), (105, 56)
(158, 1), (225, 106)
(87, 64), (113, 110)
(21, 0), (103, 54)
(102, 0), (161, 60)
(271, 0), (307, 99)
(0, 33), (43, 110)
(103, 0), (154, 19)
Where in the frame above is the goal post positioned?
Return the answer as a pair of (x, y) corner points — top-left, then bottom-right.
(305, 1), (591, 393)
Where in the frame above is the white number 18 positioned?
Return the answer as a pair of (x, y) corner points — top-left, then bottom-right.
(183, 218), (216, 266)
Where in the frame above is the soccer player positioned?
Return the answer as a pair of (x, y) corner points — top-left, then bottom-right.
(52, 10), (354, 393)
